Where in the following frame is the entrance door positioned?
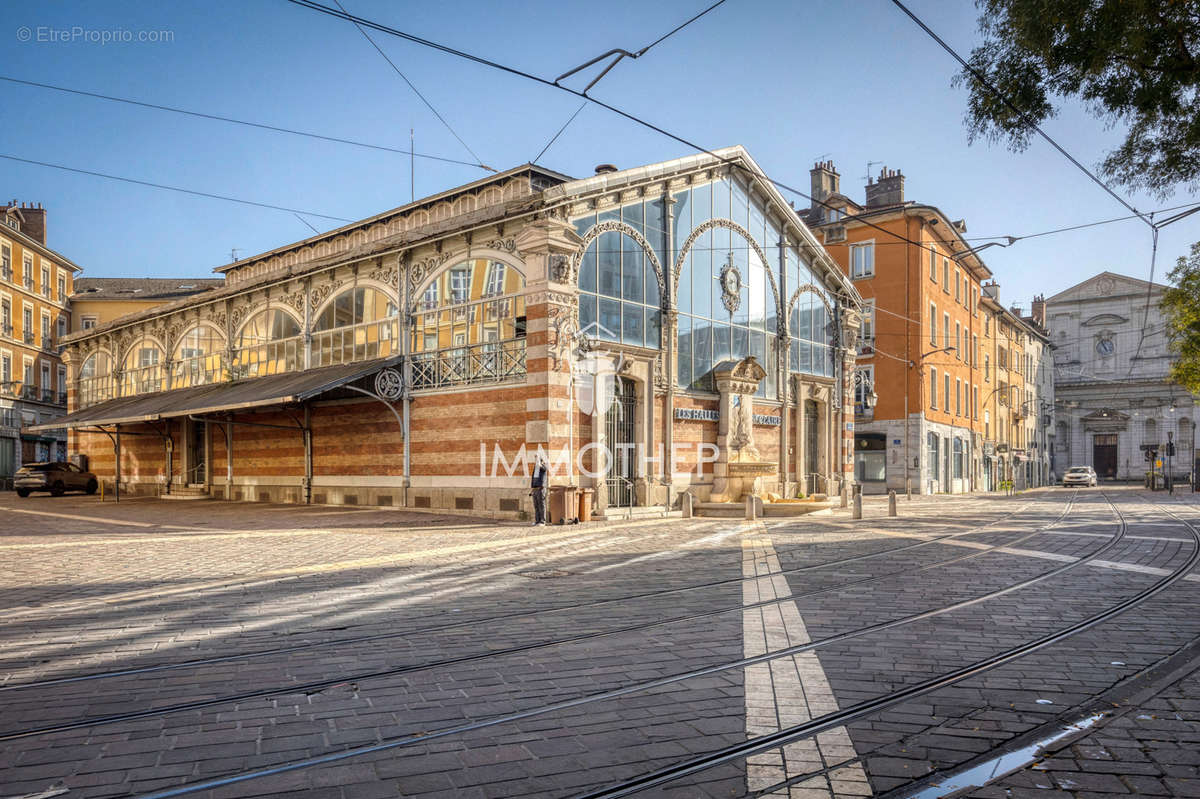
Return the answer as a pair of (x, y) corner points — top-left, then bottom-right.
(187, 421), (207, 486)
(1093, 434), (1117, 480)
(804, 400), (819, 493)
(605, 378), (636, 507)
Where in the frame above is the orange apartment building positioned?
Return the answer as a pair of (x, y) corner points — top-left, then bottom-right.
(805, 163), (993, 493)
(0, 201), (79, 486)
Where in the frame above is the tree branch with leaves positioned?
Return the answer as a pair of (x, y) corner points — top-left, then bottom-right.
(1162, 241), (1200, 395)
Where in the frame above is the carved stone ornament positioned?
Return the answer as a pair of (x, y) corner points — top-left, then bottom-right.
(309, 280), (343, 310)
(548, 254), (571, 283)
(485, 237), (520, 256)
(548, 305), (578, 371)
(206, 311), (227, 332)
(284, 289), (307, 314)
(374, 367), (404, 400)
(654, 351), (668, 392)
(230, 304), (250, 332)
(570, 220), (666, 300)
(718, 253), (742, 316)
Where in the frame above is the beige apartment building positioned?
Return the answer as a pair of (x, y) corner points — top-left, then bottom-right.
(0, 201), (79, 485)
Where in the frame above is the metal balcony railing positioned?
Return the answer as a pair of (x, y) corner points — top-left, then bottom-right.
(1, 323), (11, 338)
(41, 336), (54, 351)
(0, 267), (10, 282)
(410, 338), (526, 391)
(23, 330), (34, 344)
(56, 391), (67, 405)
(20, 385), (37, 400)
(311, 319), (398, 369)
(230, 335), (302, 380)
(41, 388), (55, 403)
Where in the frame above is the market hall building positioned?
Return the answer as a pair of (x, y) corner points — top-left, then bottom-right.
(42, 147), (864, 518)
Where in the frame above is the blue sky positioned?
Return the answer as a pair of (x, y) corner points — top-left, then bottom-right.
(2, 0), (1197, 312)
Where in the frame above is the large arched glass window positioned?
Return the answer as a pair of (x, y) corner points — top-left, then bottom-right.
(789, 290), (835, 379)
(171, 325), (226, 389)
(312, 286), (398, 367)
(576, 228), (662, 348)
(410, 259), (526, 389)
(120, 340), (164, 396)
(77, 350), (113, 407)
(232, 308), (301, 378)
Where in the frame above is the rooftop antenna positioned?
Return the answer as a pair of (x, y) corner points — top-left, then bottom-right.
(814, 152), (831, 163)
(230, 248), (241, 262)
(410, 128), (415, 203)
(863, 160), (882, 183)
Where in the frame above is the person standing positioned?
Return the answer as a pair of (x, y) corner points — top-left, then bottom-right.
(530, 456), (548, 526)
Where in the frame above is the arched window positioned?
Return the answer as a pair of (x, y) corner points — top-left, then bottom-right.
(120, 340), (164, 396)
(232, 309), (301, 378)
(171, 325), (226, 389)
(410, 259), (526, 389)
(676, 222), (777, 395)
(77, 351), (113, 407)
(953, 437), (965, 479)
(312, 286), (398, 367)
(1144, 417), (1158, 449)
(576, 228), (662, 348)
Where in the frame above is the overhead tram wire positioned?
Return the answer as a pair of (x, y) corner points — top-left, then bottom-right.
(0, 75), (487, 170)
(329, 0), (493, 172)
(280, 0), (1124, 274)
(0, 153), (353, 222)
(888, 0), (1151, 229)
(533, 101), (588, 163)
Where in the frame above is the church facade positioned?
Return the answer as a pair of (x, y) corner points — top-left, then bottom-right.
(1047, 271), (1196, 483)
(44, 147), (864, 517)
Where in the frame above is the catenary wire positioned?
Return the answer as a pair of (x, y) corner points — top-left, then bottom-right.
(0, 75), (487, 169)
(889, 0), (1151, 228)
(533, 100), (588, 163)
(0, 153), (353, 222)
(330, 0), (492, 171)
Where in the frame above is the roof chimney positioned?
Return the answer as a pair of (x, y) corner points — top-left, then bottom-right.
(982, 281), (1000, 301)
(865, 166), (905, 208)
(1031, 294), (1046, 327)
(809, 160), (840, 213)
(6, 201), (46, 245)
(594, 164), (618, 175)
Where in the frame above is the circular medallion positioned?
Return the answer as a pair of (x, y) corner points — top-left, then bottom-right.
(374, 367), (404, 400)
(1096, 337), (1115, 356)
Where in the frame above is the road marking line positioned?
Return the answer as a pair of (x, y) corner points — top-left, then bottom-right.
(1, 507), (163, 528)
(742, 531), (871, 798)
(584, 523), (745, 574)
(939, 538), (1200, 582)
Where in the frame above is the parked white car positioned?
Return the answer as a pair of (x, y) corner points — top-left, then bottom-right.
(1062, 466), (1098, 487)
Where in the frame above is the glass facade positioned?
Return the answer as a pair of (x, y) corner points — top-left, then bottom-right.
(313, 287), (399, 368)
(172, 325), (226, 389)
(232, 309), (302, 378)
(572, 172), (834, 399)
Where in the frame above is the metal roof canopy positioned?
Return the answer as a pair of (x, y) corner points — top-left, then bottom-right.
(27, 356), (402, 432)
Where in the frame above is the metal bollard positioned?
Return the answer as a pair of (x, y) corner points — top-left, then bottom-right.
(888, 489), (897, 517)
(852, 492), (862, 520)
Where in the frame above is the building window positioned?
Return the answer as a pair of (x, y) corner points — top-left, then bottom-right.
(77, 351), (114, 407)
(944, 373), (951, 413)
(1, 299), (9, 336)
(40, 266), (50, 297)
(0, 244), (10, 281)
(22, 306), (32, 343)
(854, 365), (874, 408)
(860, 300), (875, 353)
(22, 255), (33, 290)
(953, 437), (964, 479)
(929, 302), (937, 345)
(411, 258), (528, 390)
(1, 352), (9, 384)
(579, 226), (665, 351)
(973, 385), (979, 419)
(171, 325), (227, 389)
(232, 309), (302, 379)
(849, 242), (874, 279)
(81, 315), (97, 331)
(954, 322), (961, 358)
(313, 286), (399, 368)
(973, 335), (978, 366)
(927, 432), (940, 482)
(930, 367), (938, 409)
(984, 315), (990, 336)
(929, 247), (937, 282)
(943, 313), (950, 349)
(955, 378), (962, 416)
(954, 270), (961, 302)
(56, 316), (66, 339)
(942, 257), (949, 292)
(985, 353), (991, 381)
(57, 275), (65, 301)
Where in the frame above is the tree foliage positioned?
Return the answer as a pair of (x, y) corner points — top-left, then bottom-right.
(958, 0), (1200, 198)
(1162, 241), (1200, 395)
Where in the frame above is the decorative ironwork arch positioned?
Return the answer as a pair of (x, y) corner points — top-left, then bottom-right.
(169, 322), (226, 356)
(408, 254), (526, 312)
(571, 220), (666, 306)
(672, 218), (781, 319)
(311, 282), (399, 325)
(233, 304), (303, 339)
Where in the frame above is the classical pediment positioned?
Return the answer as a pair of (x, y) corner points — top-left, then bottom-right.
(1047, 271), (1164, 305)
(1081, 408), (1129, 422)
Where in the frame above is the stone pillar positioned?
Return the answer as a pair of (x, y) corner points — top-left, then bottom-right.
(839, 308), (863, 503)
(709, 356), (773, 503)
(515, 217), (584, 491)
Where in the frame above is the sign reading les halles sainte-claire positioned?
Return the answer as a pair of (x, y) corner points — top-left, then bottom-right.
(674, 408), (781, 426)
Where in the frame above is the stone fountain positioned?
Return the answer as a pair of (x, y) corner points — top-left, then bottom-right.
(708, 356), (777, 503)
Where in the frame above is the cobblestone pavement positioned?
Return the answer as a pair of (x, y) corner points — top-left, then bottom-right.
(0, 487), (1197, 798)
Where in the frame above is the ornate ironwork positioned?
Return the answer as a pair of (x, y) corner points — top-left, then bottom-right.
(410, 338), (526, 391)
(374, 367), (404, 400)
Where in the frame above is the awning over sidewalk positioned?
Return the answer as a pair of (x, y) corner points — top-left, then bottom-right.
(27, 356), (401, 432)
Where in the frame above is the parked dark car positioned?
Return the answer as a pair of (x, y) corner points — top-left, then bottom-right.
(14, 462), (99, 497)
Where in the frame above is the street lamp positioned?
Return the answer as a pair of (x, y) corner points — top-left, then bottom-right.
(909, 346), (956, 368)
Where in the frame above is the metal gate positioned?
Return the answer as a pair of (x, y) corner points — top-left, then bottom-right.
(605, 378), (636, 507)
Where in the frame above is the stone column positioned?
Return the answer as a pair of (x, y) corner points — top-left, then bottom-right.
(515, 217), (584, 492)
(839, 308), (863, 502)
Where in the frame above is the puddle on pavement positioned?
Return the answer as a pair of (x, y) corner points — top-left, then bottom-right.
(898, 713), (1106, 798)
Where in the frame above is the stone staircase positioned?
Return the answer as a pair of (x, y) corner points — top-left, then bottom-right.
(161, 484), (210, 501)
